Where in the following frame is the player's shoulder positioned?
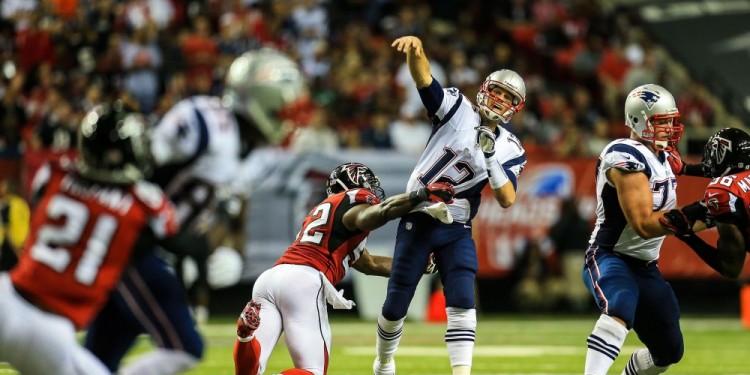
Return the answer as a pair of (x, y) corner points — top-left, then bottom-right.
(600, 139), (652, 173)
(331, 189), (379, 206)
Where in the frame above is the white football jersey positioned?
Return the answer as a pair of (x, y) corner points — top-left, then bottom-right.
(150, 96), (242, 187)
(405, 86), (526, 223)
(589, 138), (677, 261)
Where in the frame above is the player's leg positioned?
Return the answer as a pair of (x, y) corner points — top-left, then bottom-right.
(0, 275), (110, 375)
(84, 292), (142, 371)
(375, 214), (434, 373)
(436, 225), (478, 375)
(622, 267), (683, 375)
(234, 268), (284, 375)
(112, 254), (204, 375)
(582, 249), (638, 375)
(277, 265), (331, 375)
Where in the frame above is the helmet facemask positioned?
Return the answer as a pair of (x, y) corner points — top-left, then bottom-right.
(476, 69), (526, 124)
(640, 113), (684, 151)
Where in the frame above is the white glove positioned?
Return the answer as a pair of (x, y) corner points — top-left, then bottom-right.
(420, 202), (453, 224)
(476, 126), (496, 158)
(207, 246), (243, 289)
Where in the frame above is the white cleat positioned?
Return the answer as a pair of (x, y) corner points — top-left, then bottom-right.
(373, 358), (395, 375)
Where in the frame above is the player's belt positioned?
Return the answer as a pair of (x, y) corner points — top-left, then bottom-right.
(613, 251), (658, 268)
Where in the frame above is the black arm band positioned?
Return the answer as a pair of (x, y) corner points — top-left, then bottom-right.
(678, 233), (723, 273)
(683, 163), (706, 177)
(409, 188), (428, 206)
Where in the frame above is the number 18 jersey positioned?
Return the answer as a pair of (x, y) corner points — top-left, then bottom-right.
(275, 189), (379, 285)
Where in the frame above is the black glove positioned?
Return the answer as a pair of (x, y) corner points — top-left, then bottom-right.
(660, 209), (693, 237)
(682, 200), (716, 228)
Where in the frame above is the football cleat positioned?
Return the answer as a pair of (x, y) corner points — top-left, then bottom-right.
(373, 357), (395, 375)
(237, 300), (261, 341)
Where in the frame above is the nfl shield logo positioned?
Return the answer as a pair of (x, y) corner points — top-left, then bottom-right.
(405, 222), (413, 230)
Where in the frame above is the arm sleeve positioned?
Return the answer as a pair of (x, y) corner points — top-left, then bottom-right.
(417, 78), (445, 116)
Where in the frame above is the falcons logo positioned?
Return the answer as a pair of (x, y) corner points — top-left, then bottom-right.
(711, 136), (732, 164)
(344, 164), (367, 185)
(635, 90), (661, 110)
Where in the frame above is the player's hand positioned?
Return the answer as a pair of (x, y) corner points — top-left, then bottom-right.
(682, 200), (716, 228)
(391, 36), (424, 57)
(475, 126), (496, 158)
(666, 149), (685, 175)
(424, 252), (438, 274)
(660, 208), (693, 236)
(411, 182), (455, 205)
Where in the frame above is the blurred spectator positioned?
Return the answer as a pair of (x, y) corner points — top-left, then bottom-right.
(585, 117), (612, 157)
(181, 15), (219, 94)
(621, 48), (659, 94)
(394, 52), (446, 119)
(548, 197), (591, 311)
(14, 10), (55, 70)
(120, 24), (162, 112)
(389, 105), (431, 155)
(512, 231), (564, 312)
(289, 107), (339, 153)
(447, 50), (480, 93)
(360, 113), (392, 150)
(124, 0), (174, 30)
(678, 79), (714, 130)
(0, 72), (26, 157)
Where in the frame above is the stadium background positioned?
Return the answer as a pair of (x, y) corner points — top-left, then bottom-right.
(1, 0), (750, 321)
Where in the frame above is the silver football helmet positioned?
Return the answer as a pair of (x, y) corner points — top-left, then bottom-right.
(624, 84), (683, 150)
(223, 48), (307, 145)
(476, 69), (526, 123)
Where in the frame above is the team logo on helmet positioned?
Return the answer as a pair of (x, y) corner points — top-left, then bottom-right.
(634, 90), (661, 110)
(712, 136), (732, 164)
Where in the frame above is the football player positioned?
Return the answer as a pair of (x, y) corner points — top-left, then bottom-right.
(661, 127), (750, 279)
(0, 103), (178, 374)
(582, 84), (688, 375)
(373, 35), (528, 375)
(233, 162), (453, 375)
(84, 48), (308, 374)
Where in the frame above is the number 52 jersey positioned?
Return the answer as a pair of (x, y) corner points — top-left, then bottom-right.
(10, 165), (178, 329)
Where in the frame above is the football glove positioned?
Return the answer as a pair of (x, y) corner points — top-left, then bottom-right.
(237, 300), (261, 341)
(476, 126), (496, 158)
(660, 209), (693, 237)
(411, 182), (455, 205)
(682, 200), (716, 228)
(666, 150), (685, 175)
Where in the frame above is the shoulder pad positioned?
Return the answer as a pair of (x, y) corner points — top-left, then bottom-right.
(601, 143), (649, 174)
(704, 185), (737, 218)
(345, 189), (379, 205)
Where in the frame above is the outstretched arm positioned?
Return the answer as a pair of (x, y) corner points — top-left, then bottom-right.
(392, 36), (432, 88)
(677, 222), (746, 278)
(342, 183), (454, 232)
(352, 249), (392, 277)
(609, 168), (673, 238)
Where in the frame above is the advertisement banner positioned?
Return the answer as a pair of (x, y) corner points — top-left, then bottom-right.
(473, 154), (749, 279)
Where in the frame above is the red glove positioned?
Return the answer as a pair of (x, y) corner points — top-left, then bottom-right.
(410, 182), (455, 204)
(666, 150), (685, 175)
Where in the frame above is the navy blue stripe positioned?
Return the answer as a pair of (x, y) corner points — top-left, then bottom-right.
(605, 143), (652, 178)
(426, 95), (463, 146)
(377, 326), (402, 340)
(593, 183), (627, 247)
(588, 334), (621, 353)
(587, 341), (618, 360)
(588, 334), (621, 358)
(455, 179), (487, 220)
(625, 354), (637, 375)
(502, 154), (526, 191)
(445, 338), (476, 342)
(190, 100), (210, 162)
(418, 78), (444, 116)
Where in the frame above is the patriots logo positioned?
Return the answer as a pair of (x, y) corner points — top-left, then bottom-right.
(711, 136), (732, 164)
(635, 90), (661, 110)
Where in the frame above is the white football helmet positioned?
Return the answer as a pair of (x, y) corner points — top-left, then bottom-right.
(476, 69), (526, 123)
(223, 48), (307, 145)
(624, 84), (683, 150)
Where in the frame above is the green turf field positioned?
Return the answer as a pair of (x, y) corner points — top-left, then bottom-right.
(1, 315), (748, 374)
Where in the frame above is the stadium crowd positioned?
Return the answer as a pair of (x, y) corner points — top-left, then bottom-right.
(1, 0), (744, 178)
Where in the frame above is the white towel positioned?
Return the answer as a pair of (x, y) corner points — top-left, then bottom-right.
(319, 272), (356, 309)
(420, 202), (454, 224)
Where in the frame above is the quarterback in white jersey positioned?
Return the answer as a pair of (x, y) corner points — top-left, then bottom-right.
(374, 35), (527, 375)
(582, 84), (690, 375)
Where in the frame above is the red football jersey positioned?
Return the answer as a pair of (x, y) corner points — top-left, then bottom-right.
(704, 170), (750, 245)
(276, 189), (379, 285)
(10, 165), (178, 329)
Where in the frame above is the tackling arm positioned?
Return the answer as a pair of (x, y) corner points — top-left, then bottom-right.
(609, 168), (673, 238)
(677, 222), (746, 278)
(352, 249), (392, 277)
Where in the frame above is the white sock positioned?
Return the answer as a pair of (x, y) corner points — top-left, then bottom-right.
(622, 348), (670, 375)
(446, 307), (476, 369)
(118, 349), (199, 375)
(585, 314), (629, 375)
(375, 314), (404, 363)
(452, 365), (471, 375)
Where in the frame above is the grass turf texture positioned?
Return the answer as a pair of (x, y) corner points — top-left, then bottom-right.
(1, 315), (747, 374)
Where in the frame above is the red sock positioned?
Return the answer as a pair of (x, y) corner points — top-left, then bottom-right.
(233, 338), (261, 375)
(279, 369), (314, 375)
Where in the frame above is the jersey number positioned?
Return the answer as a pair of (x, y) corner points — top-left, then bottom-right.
(30, 195), (117, 285)
(418, 148), (475, 186)
(299, 203), (332, 245)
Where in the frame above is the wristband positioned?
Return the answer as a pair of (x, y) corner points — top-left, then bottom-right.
(485, 156), (509, 189)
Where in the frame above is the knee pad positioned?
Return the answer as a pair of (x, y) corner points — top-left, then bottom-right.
(443, 268), (476, 309)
